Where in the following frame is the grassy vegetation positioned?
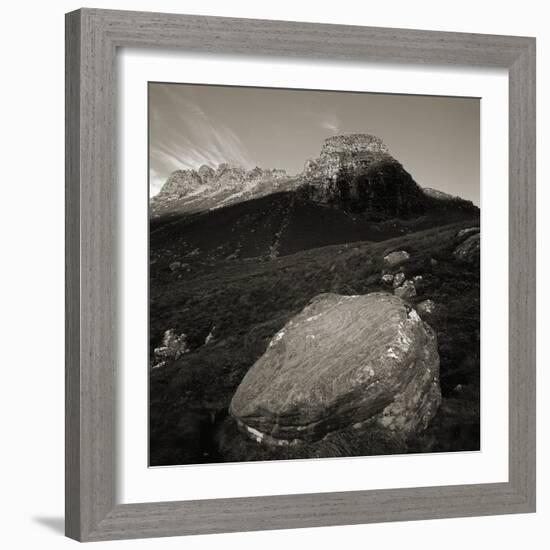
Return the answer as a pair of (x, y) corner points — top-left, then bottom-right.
(149, 215), (480, 466)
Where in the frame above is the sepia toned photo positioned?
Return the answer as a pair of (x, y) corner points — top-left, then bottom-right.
(148, 83), (480, 467)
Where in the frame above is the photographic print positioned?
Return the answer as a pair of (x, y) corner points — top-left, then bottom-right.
(148, 83), (480, 467)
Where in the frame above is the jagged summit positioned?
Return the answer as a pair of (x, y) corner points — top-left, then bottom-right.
(151, 163), (292, 216)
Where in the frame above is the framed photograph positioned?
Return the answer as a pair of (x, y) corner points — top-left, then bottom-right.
(65, 8), (536, 542)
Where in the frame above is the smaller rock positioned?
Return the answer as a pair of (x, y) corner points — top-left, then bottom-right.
(394, 280), (416, 300)
(430, 258), (438, 267)
(384, 250), (410, 266)
(381, 273), (394, 285)
(457, 227), (480, 238)
(153, 329), (189, 367)
(416, 299), (436, 317)
(393, 272), (406, 288)
(204, 327), (215, 345)
(169, 261), (182, 271)
(413, 275), (423, 284)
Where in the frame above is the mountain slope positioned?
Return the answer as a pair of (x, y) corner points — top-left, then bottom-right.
(150, 190), (478, 269)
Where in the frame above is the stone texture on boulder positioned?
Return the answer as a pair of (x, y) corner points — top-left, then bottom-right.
(381, 273), (394, 285)
(453, 233), (480, 263)
(230, 292), (441, 445)
(384, 250), (410, 266)
(394, 280), (416, 300)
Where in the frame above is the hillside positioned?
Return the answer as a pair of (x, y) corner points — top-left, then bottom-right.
(151, 190), (478, 271)
(150, 219), (480, 465)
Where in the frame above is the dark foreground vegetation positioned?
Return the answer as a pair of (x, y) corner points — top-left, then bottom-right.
(149, 200), (480, 465)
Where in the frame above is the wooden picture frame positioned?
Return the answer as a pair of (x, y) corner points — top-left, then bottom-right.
(65, 8), (536, 541)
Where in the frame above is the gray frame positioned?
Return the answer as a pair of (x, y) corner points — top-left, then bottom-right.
(65, 8), (536, 542)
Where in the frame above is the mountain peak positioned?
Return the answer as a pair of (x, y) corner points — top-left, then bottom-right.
(151, 163), (293, 216)
(304, 132), (392, 181)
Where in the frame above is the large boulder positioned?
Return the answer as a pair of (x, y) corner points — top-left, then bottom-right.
(230, 292), (441, 445)
(453, 233), (480, 263)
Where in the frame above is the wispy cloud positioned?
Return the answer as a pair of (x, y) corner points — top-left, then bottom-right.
(321, 114), (340, 134)
(149, 85), (255, 195)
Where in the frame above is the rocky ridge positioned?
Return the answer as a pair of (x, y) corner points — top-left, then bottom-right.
(151, 163), (292, 216)
(150, 133), (478, 219)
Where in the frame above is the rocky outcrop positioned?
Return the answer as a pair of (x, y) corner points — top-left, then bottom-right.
(300, 134), (434, 218)
(152, 329), (189, 368)
(151, 164), (292, 216)
(304, 134), (390, 182)
(453, 233), (480, 263)
(230, 292), (441, 445)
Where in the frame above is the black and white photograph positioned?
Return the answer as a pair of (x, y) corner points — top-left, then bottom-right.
(148, 83), (481, 467)
(1, 0), (543, 546)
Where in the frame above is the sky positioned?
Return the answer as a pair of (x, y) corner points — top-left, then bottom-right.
(149, 82), (480, 205)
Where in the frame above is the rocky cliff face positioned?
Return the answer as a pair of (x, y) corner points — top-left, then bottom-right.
(298, 134), (477, 219)
(151, 163), (292, 216)
(299, 134), (432, 219)
(303, 133), (391, 181)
